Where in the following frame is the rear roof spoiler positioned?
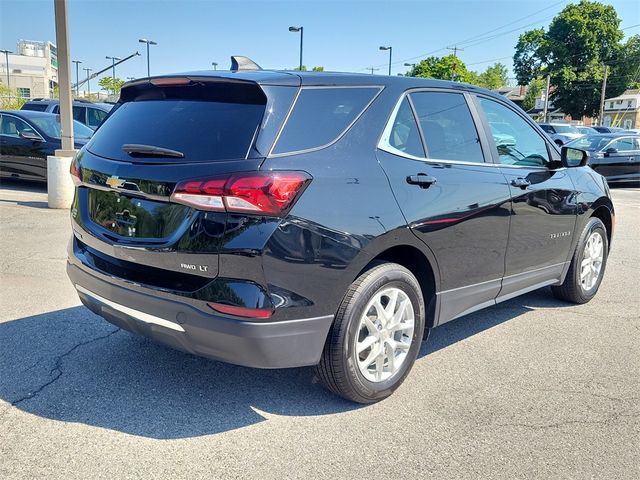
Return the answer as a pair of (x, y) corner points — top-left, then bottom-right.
(230, 56), (262, 71)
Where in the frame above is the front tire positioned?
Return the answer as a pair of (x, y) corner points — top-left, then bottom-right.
(552, 217), (608, 304)
(315, 262), (425, 403)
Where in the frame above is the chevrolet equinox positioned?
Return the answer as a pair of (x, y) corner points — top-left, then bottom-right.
(67, 59), (614, 403)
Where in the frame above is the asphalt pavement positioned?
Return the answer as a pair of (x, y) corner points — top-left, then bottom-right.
(0, 180), (638, 479)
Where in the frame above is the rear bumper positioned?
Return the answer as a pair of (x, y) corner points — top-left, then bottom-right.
(67, 261), (334, 368)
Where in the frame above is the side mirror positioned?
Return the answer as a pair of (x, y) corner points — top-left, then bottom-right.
(603, 147), (618, 157)
(561, 146), (588, 168)
(19, 130), (42, 142)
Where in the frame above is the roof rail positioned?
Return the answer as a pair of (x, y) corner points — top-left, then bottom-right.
(230, 56), (262, 71)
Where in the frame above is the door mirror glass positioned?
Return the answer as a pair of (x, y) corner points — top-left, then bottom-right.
(561, 146), (587, 167)
(19, 130), (42, 141)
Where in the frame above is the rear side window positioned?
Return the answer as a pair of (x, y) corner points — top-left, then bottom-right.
(272, 87), (379, 155)
(87, 83), (267, 162)
(409, 92), (484, 163)
(87, 108), (107, 128)
(73, 106), (86, 124)
(21, 103), (48, 112)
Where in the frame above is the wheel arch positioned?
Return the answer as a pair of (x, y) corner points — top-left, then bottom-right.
(358, 242), (440, 329)
(590, 204), (613, 249)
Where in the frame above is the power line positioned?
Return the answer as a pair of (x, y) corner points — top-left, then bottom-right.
(357, 2), (567, 71)
(452, 0), (567, 46)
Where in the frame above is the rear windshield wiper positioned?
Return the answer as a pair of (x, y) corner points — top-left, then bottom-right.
(122, 144), (184, 158)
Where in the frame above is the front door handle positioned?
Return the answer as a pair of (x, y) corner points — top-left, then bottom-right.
(406, 174), (437, 188)
(511, 177), (531, 189)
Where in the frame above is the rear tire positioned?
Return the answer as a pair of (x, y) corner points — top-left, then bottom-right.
(315, 262), (425, 403)
(551, 217), (608, 304)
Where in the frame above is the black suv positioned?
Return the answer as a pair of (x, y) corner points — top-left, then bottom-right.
(67, 65), (614, 403)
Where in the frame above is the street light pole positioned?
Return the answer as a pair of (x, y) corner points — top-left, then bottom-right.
(404, 62), (416, 76)
(289, 26), (303, 70)
(0, 50), (10, 88)
(379, 46), (392, 75)
(105, 55), (121, 80)
(212, 62), (218, 70)
(83, 67), (92, 96)
(105, 55), (121, 95)
(138, 38), (157, 77)
(72, 60), (81, 96)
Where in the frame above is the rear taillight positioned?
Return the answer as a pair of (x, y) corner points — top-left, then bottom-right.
(70, 157), (82, 186)
(171, 171), (312, 216)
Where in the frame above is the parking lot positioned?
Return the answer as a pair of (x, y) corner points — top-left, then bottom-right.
(0, 181), (638, 479)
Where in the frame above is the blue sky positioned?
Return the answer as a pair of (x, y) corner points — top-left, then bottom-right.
(1, 0), (638, 88)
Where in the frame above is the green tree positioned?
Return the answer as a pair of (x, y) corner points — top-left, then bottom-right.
(292, 65), (325, 71)
(409, 54), (474, 83)
(0, 85), (26, 110)
(98, 76), (125, 96)
(513, 0), (628, 118)
(475, 63), (509, 90)
(522, 77), (546, 111)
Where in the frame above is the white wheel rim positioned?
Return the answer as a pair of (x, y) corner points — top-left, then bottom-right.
(354, 287), (415, 383)
(580, 231), (604, 291)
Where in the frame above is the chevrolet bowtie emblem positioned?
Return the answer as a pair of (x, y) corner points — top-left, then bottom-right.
(106, 176), (126, 189)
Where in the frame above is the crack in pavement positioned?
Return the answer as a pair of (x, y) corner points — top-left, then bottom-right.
(495, 412), (640, 431)
(5, 327), (121, 411)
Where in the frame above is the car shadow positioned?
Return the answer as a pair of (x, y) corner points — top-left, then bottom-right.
(0, 198), (49, 209)
(0, 288), (569, 439)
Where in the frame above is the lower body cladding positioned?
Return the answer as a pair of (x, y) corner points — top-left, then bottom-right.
(67, 262), (334, 369)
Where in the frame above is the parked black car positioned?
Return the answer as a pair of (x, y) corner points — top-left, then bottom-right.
(21, 99), (112, 130)
(0, 110), (93, 182)
(591, 126), (624, 134)
(67, 65), (614, 403)
(567, 133), (640, 184)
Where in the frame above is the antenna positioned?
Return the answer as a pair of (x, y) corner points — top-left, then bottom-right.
(230, 56), (262, 71)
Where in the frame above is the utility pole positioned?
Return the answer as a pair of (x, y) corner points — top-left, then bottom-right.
(542, 74), (551, 123)
(367, 67), (379, 75)
(72, 60), (82, 97)
(446, 45), (464, 81)
(0, 50), (10, 88)
(599, 65), (609, 126)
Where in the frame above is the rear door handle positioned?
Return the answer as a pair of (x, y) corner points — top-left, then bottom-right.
(406, 174), (437, 188)
(511, 177), (531, 189)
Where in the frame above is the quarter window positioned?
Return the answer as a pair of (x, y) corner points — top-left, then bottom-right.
(409, 92), (484, 163)
(478, 97), (550, 167)
(381, 97), (425, 158)
(272, 87), (379, 154)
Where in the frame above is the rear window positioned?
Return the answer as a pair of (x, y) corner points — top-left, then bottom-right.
(87, 82), (266, 162)
(272, 87), (379, 155)
(21, 103), (49, 112)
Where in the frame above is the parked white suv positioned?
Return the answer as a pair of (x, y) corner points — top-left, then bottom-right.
(539, 123), (584, 146)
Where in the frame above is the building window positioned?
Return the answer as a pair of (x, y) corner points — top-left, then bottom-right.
(16, 88), (31, 98)
(628, 100), (633, 108)
(609, 102), (614, 108)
